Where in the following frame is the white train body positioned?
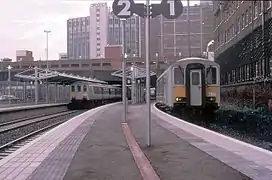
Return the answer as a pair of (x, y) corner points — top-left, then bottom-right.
(69, 81), (122, 109)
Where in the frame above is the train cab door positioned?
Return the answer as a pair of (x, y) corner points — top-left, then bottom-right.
(189, 69), (202, 106)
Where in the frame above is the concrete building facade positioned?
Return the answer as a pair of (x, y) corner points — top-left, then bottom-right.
(89, 3), (109, 58)
(67, 16), (90, 60)
(139, 3), (213, 61)
(108, 12), (140, 57)
(16, 50), (34, 62)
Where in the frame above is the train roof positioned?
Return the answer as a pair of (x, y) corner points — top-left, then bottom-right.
(157, 57), (219, 81)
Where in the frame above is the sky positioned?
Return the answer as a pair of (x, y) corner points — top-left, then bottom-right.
(0, 0), (200, 61)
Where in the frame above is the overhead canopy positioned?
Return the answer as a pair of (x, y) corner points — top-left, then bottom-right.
(14, 67), (107, 85)
(111, 65), (156, 79)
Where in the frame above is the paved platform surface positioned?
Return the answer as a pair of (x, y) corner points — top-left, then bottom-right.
(128, 105), (250, 180)
(1, 102), (270, 180)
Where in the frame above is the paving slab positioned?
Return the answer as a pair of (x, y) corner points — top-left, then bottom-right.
(62, 104), (142, 180)
(128, 104), (251, 180)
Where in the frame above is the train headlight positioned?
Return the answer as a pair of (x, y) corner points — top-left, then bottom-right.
(209, 97), (215, 101)
(176, 97), (179, 101)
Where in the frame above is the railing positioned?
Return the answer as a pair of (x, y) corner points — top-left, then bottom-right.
(0, 81), (70, 106)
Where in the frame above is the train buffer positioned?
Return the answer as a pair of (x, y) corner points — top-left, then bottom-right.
(0, 103), (271, 180)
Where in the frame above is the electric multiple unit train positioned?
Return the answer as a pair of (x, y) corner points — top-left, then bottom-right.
(68, 81), (122, 109)
(156, 57), (220, 112)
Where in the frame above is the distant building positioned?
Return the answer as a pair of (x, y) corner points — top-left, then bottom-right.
(59, 53), (68, 60)
(16, 50), (34, 62)
(107, 12), (140, 57)
(67, 16), (90, 60)
(1, 58), (12, 62)
(139, 3), (214, 59)
(89, 3), (109, 59)
(105, 45), (123, 69)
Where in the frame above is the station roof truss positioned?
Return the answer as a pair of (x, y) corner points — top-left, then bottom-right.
(111, 65), (156, 79)
(14, 67), (107, 85)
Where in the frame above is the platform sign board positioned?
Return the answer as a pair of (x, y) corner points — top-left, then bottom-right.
(160, 0), (183, 19)
(112, 0), (135, 19)
(112, 0), (183, 19)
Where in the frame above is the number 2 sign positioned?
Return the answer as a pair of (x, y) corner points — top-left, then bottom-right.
(112, 0), (134, 19)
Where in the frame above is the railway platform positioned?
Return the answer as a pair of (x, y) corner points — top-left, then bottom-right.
(0, 103), (271, 180)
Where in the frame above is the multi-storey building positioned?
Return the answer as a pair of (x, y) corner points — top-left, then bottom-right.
(89, 3), (109, 58)
(108, 12), (140, 57)
(16, 50), (34, 62)
(139, 3), (213, 61)
(67, 16), (90, 60)
(213, 1), (272, 85)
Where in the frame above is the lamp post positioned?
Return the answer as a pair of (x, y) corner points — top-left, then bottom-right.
(178, 52), (182, 60)
(200, 7), (204, 56)
(44, 30), (51, 103)
(7, 65), (12, 105)
(155, 52), (159, 77)
(131, 64), (136, 104)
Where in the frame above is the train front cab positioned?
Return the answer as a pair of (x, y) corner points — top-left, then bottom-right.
(173, 63), (220, 111)
(185, 63), (220, 111)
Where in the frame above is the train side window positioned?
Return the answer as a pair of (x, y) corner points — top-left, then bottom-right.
(192, 72), (200, 85)
(83, 85), (87, 92)
(174, 67), (184, 85)
(71, 85), (75, 92)
(77, 85), (81, 92)
(94, 87), (99, 94)
(207, 67), (217, 84)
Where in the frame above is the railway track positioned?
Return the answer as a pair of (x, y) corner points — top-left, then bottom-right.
(0, 110), (83, 159)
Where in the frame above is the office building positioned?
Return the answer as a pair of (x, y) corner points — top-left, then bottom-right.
(16, 50), (34, 62)
(139, 3), (213, 60)
(89, 3), (109, 58)
(67, 16), (90, 60)
(108, 12), (140, 57)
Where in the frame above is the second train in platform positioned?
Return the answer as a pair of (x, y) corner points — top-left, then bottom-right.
(156, 57), (220, 112)
(68, 81), (122, 109)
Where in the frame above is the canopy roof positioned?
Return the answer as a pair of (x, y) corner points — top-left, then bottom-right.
(111, 65), (156, 79)
(14, 67), (107, 85)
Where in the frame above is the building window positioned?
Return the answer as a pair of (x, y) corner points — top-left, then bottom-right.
(71, 64), (79, 67)
(241, 13), (245, 29)
(92, 63), (100, 66)
(237, 17), (241, 33)
(254, 2), (258, 18)
(82, 64), (90, 67)
(102, 63), (111, 66)
(248, 6), (252, 23)
(258, 1), (262, 15)
(245, 10), (248, 25)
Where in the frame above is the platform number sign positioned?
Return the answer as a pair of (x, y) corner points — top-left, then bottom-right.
(112, 0), (134, 19)
(112, 0), (183, 20)
(161, 0), (183, 19)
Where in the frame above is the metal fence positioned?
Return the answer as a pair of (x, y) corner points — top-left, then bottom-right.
(0, 81), (70, 105)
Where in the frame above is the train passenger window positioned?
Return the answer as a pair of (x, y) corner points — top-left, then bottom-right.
(207, 67), (217, 84)
(192, 72), (200, 85)
(94, 87), (99, 94)
(83, 85), (87, 92)
(174, 67), (184, 85)
(77, 85), (81, 92)
(71, 85), (75, 92)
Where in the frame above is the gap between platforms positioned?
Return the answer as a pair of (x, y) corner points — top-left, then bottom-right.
(122, 122), (160, 180)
